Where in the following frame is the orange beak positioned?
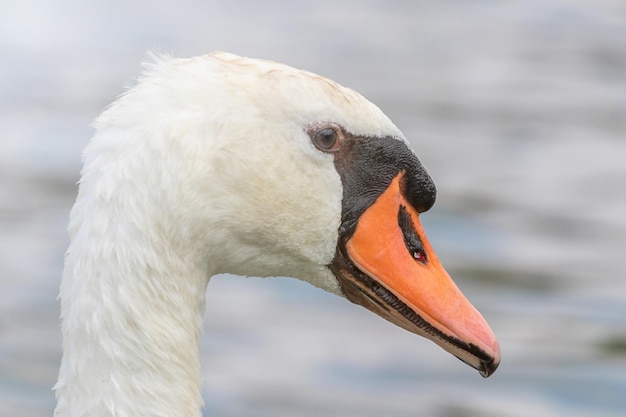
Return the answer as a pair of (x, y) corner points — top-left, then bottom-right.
(333, 173), (500, 377)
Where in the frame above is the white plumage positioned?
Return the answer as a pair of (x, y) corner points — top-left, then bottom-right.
(55, 52), (500, 417)
(54, 52), (407, 417)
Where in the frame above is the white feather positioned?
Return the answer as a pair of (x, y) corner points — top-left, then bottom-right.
(54, 52), (405, 417)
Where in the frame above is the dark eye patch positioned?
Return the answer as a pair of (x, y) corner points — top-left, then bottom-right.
(398, 205), (427, 264)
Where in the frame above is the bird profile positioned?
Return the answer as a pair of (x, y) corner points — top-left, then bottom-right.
(54, 52), (500, 417)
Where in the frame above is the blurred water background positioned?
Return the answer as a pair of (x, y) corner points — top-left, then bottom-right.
(1, 1), (626, 416)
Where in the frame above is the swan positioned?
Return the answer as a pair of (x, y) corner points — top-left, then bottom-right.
(54, 52), (500, 417)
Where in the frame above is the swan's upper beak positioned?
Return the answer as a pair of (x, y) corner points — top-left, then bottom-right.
(331, 173), (500, 377)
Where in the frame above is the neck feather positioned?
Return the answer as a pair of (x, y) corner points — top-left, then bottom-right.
(54, 144), (211, 417)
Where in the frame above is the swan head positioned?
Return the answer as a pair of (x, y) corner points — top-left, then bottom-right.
(90, 52), (500, 377)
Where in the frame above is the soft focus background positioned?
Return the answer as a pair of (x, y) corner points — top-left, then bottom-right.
(1, 1), (625, 416)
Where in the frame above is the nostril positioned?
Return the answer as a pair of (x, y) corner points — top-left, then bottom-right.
(398, 205), (427, 265)
(412, 249), (426, 263)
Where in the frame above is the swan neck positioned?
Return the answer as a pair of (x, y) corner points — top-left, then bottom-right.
(54, 184), (210, 417)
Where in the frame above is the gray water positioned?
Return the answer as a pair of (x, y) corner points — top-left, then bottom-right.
(2, 1), (626, 416)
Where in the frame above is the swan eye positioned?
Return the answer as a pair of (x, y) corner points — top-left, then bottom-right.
(312, 127), (341, 152)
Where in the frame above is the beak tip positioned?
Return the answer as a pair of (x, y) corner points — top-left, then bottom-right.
(479, 357), (500, 378)
(476, 328), (501, 378)
(478, 341), (501, 378)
